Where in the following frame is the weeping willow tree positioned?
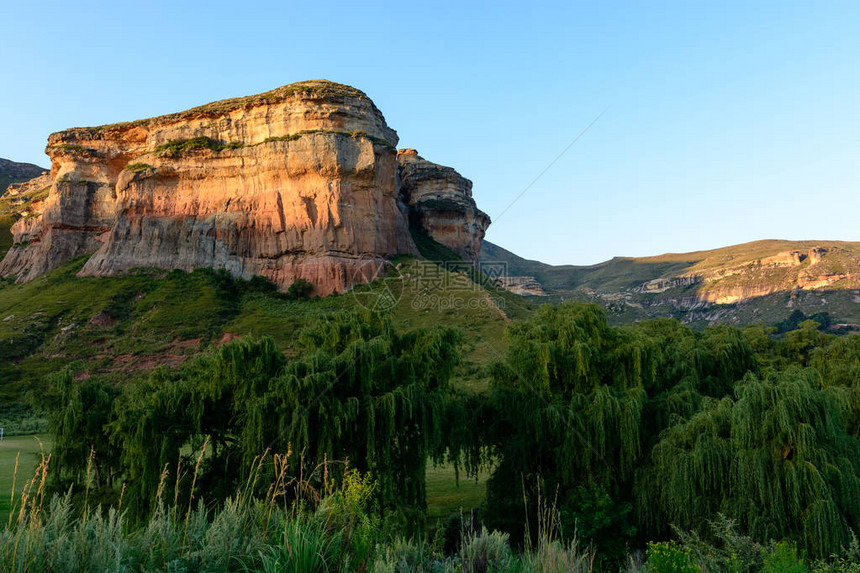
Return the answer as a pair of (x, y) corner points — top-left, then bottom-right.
(636, 367), (860, 557)
(105, 310), (468, 527)
(809, 334), (860, 437)
(37, 370), (121, 493)
(482, 304), (658, 544)
(636, 318), (758, 441)
(482, 304), (762, 557)
(233, 311), (467, 528)
(107, 336), (287, 516)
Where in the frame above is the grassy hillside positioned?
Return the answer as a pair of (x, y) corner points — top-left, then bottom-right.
(482, 238), (860, 328)
(483, 238), (860, 290)
(0, 254), (534, 402)
(480, 240), (695, 291)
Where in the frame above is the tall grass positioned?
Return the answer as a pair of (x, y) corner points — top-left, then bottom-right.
(0, 451), (854, 572)
(0, 449), (600, 573)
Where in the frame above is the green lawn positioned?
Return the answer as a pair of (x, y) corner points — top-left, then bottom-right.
(425, 462), (490, 528)
(0, 437), (477, 529)
(0, 434), (52, 523)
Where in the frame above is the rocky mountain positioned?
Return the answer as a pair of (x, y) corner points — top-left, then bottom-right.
(0, 80), (489, 294)
(482, 239), (860, 327)
(397, 149), (489, 264)
(0, 158), (47, 197)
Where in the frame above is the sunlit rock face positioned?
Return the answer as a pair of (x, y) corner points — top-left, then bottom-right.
(2, 81), (496, 294)
(396, 149), (490, 264)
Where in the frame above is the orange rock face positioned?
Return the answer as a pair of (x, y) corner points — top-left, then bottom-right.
(1, 81), (492, 294)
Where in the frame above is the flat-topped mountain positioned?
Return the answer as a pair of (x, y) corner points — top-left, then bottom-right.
(0, 80), (489, 294)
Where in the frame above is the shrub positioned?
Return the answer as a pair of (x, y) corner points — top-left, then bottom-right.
(124, 162), (155, 173)
(645, 541), (700, 573)
(155, 136), (243, 157)
(256, 519), (340, 573)
(763, 542), (808, 573)
(521, 537), (596, 573)
(459, 527), (512, 572)
(287, 277), (313, 298)
(371, 538), (431, 573)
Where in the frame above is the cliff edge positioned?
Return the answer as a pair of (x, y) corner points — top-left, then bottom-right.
(0, 80), (489, 294)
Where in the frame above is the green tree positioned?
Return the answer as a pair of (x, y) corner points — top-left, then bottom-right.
(106, 311), (465, 528)
(637, 368), (860, 557)
(38, 370), (121, 492)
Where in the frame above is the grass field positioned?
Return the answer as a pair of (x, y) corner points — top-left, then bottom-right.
(425, 462), (490, 528)
(0, 253), (536, 403)
(0, 434), (52, 523)
(0, 435), (478, 528)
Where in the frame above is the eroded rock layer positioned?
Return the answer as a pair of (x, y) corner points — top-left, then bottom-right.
(0, 81), (491, 294)
(397, 149), (490, 264)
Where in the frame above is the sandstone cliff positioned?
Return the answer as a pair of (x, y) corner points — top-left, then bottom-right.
(689, 246), (860, 304)
(482, 238), (860, 326)
(0, 81), (490, 294)
(397, 149), (490, 264)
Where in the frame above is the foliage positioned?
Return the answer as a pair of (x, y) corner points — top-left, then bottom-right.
(637, 368), (860, 557)
(644, 541), (700, 573)
(560, 484), (636, 565)
(810, 534), (860, 572)
(776, 309), (832, 334)
(35, 369), (120, 494)
(476, 303), (860, 559)
(287, 277), (313, 298)
(518, 537), (595, 573)
(459, 527), (513, 571)
(46, 143), (84, 152)
(13, 282), (860, 566)
(155, 136), (243, 157)
(0, 403), (46, 436)
(42, 312), (468, 530)
(123, 162), (155, 172)
(0, 456), (597, 573)
(671, 514), (765, 572)
(260, 129), (394, 148)
(761, 542), (807, 573)
(255, 519), (341, 573)
(481, 304), (756, 545)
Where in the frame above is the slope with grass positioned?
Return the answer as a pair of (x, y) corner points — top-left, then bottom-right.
(482, 239), (860, 328)
(0, 250), (534, 403)
(0, 249), (532, 529)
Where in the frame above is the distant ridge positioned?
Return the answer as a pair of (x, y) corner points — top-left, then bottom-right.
(482, 239), (860, 328)
(0, 158), (47, 197)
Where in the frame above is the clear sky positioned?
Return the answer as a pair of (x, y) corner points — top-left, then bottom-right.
(2, 1), (858, 265)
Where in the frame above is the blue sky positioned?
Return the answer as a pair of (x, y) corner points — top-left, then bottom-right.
(2, 1), (858, 264)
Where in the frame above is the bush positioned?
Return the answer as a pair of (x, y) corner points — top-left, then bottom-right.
(762, 542), (807, 573)
(459, 527), (512, 572)
(155, 137), (243, 157)
(521, 537), (595, 573)
(287, 277), (313, 298)
(645, 541), (700, 573)
(124, 163), (155, 173)
(371, 538), (431, 573)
